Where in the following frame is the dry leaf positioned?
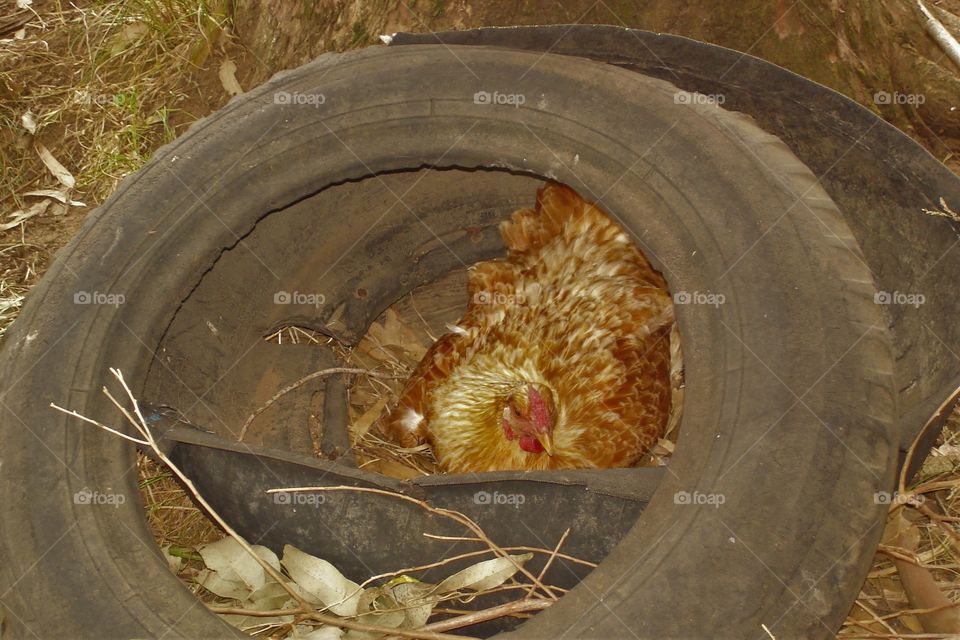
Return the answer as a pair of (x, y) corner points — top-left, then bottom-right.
(1, 200), (49, 231)
(280, 545), (361, 617)
(15, 0), (31, 8)
(364, 309), (428, 362)
(350, 396), (388, 439)
(36, 144), (76, 189)
(894, 553), (960, 633)
(219, 58), (243, 96)
(360, 459), (426, 480)
(24, 189), (86, 207)
(21, 111), (36, 134)
(434, 553), (533, 594)
(882, 510), (960, 634)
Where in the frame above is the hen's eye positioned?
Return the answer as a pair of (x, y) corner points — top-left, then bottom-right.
(511, 405), (521, 416)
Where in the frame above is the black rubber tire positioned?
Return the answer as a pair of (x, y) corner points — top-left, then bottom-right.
(0, 45), (897, 639)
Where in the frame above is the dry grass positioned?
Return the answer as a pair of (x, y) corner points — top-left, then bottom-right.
(0, 0), (232, 337)
(138, 453), (222, 549)
(841, 413), (960, 638)
(2, 1), (958, 637)
(1, 0), (230, 204)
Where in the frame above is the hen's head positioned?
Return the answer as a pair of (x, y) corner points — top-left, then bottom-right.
(500, 383), (556, 456)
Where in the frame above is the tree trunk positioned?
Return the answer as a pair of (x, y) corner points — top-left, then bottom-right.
(228, 0), (960, 172)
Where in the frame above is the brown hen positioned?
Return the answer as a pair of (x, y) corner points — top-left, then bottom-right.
(383, 182), (674, 473)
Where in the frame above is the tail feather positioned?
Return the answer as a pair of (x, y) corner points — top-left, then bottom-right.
(499, 181), (586, 254)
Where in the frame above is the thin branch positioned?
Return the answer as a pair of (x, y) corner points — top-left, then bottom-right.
(268, 485), (561, 600)
(916, 0), (960, 71)
(56, 370), (487, 640)
(899, 383), (960, 495)
(526, 528), (570, 600)
(399, 598), (552, 635)
(238, 367), (398, 441)
(49, 403), (148, 446)
(296, 612), (472, 640)
(853, 599), (899, 636)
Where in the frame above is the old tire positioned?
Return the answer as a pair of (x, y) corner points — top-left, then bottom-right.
(0, 45), (897, 638)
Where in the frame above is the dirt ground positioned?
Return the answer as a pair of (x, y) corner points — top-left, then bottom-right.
(1, 0), (958, 637)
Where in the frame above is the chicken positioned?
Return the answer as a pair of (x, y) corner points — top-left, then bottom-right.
(382, 182), (674, 473)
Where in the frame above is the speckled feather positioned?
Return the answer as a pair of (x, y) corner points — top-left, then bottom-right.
(383, 182), (673, 472)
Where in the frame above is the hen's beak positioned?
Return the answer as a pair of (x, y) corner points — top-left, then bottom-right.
(535, 432), (554, 456)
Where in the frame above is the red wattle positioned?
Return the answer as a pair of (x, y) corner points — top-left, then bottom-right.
(519, 435), (544, 453)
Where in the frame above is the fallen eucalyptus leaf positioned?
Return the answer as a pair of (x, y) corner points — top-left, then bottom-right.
(383, 580), (434, 628)
(350, 396), (388, 439)
(161, 544), (183, 573)
(356, 588), (406, 630)
(23, 189), (86, 207)
(1, 200), (49, 231)
(434, 553), (533, 594)
(294, 624), (344, 639)
(36, 144), (75, 189)
(196, 567), (252, 600)
(198, 536), (280, 594)
(281, 545), (362, 616)
(247, 581), (296, 612)
(222, 612), (291, 633)
(21, 111), (36, 134)
(218, 58), (243, 96)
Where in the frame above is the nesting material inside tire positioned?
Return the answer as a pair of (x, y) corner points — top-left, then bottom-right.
(334, 181), (684, 477)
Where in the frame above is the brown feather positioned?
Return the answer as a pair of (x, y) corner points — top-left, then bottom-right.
(382, 182), (673, 472)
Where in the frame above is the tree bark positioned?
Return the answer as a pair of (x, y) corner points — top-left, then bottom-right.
(228, 0), (960, 172)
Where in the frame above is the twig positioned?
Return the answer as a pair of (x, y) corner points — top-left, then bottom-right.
(297, 610), (472, 640)
(268, 485), (562, 600)
(238, 367), (397, 441)
(396, 598), (552, 635)
(922, 197), (960, 223)
(408, 292), (439, 343)
(840, 634), (960, 638)
(53, 370), (311, 610)
(207, 606), (296, 617)
(853, 599), (899, 635)
(912, 478), (960, 495)
(419, 534), (597, 568)
(899, 383), (960, 495)
(877, 544), (930, 566)
(913, 502), (960, 542)
(873, 602), (960, 622)
(422, 533), (482, 542)
(480, 545), (595, 569)
(51, 369), (478, 640)
(526, 528), (570, 600)
(916, 1), (960, 71)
